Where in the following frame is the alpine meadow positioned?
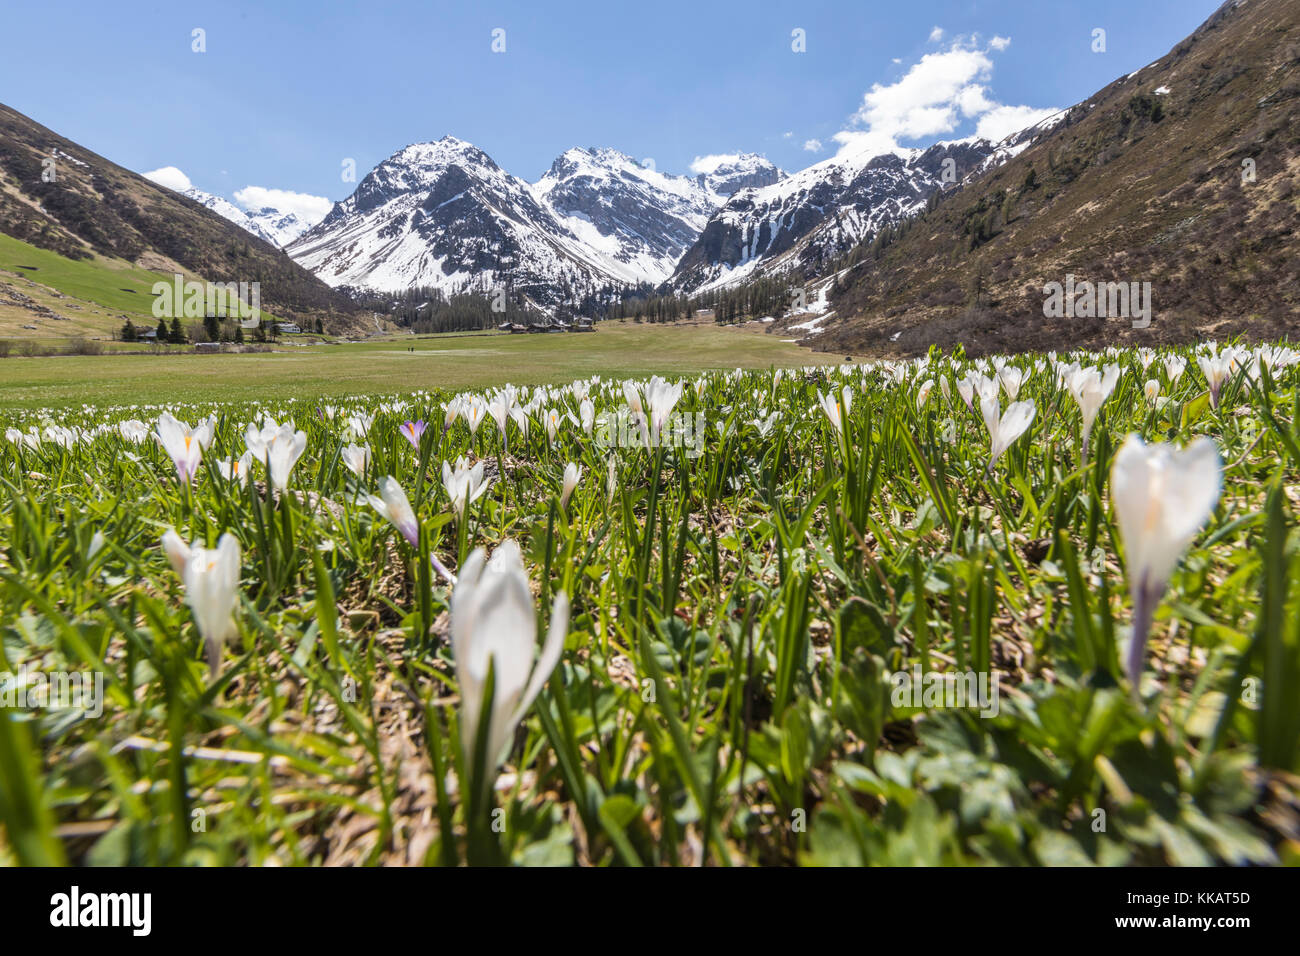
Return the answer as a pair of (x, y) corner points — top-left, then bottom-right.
(0, 0), (1298, 896)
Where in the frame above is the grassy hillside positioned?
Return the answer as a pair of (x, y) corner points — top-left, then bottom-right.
(0, 102), (363, 334)
(810, 0), (1300, 356)
(0, 233), (285, 340)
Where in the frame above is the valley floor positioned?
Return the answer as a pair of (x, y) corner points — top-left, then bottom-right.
(0, 321), (821, 408)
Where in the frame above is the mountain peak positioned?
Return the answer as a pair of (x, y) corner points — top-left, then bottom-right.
(693, 153), (785, 197)
(178, 187), (313, 248)
(388, 137), (495, 171)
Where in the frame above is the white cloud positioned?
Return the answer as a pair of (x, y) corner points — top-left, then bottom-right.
(142, 166), (193, 191)
(782, 131), (793, 139)
(232, 186), (332, 225)
(831, 38), (1055, 157)
(956, 84), (996, 117)
(851, 45), (994, 139)
(928, 26), (944, 43)
(689, 153), (743, 175)
(803, 139), (824, 153)
(974, 104), (1060, 143)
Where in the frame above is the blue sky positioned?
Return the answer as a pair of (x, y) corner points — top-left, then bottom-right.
(1, 0), (1222, 221)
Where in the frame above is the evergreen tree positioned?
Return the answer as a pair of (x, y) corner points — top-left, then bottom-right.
(169, 317), (185, 344)
(120, 318), (136, 342)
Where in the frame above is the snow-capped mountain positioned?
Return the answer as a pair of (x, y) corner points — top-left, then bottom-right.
(244, 206), (312, 247)
(288, 138), (784, 300)
(692, 152), (786, 197)
(180, 187), (311, 248)
(671, 124), (1056, 294)
(285, 121), (1062, 302)
(289, 137), (619, 302)
(533, 147), (775, 284)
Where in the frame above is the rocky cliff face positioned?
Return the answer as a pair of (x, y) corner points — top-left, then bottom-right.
(670, 135), (1042, 294)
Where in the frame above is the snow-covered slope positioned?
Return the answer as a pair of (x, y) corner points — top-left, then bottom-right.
(179, 187), (311, 248)
(671, 125), (1054, 294)
(181, 188), (279, 246)
(244, 206), (311, 247)
(533, 147), (747, 284)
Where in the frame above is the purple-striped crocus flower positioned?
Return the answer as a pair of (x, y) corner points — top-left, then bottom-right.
(400, 419), (428, 450)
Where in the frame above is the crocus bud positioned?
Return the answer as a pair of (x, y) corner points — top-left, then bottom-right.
(1110, 434), (1221, 685)
(451, 540), (568, 773)
(560, 462), (582, 510)
(162, 531), (241, 676)
(366, 475), (419, 547)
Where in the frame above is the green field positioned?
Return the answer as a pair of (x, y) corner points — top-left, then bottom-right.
(0, 233), (283, 340)
(0, 322), (823, 407)
(0, 233), (170, 316)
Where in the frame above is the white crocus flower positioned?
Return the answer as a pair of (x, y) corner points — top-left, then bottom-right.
(509, 405), (530, 440)
(345, 412), (374, 441)
(1197, 353), (1234, 409)
(1163, 355), (1187, 384)
(243, 416), (280, 461)
(579, 398), (595, 435)
(979, 381), (1001, 437)
(463, 397), (487, 435)
(1066, 365), (1121, 460)
(161, 528), (193, 577)
(956, 374), (976, 412)
(442, 457), (489, 516)
(155, 412), (205, 483)
(488, 391), (513, 447)
(622, 380), (645, 416)
(916, 379), (934, 411)
(817, 387), (852, 432)
(645, 378), (684, 443)
(217, 452), (254, 487)
(366, 475), (419, 547)
(998, 366), (1025, 401)
(451, 540), (568, 772)
(260, 423), (308, 491)
(193, 415), (216, 450)
(753, 411), (781, 437)
(442, 398), (462, 432)
(1144, 379), (1161, 403)
(162, 531), (241, 676)
(1110, 435), (1221, 684)
(981, 395), (1036, 470)
(118, 419), (150, 444)
(341, 443), (370, 478)
(560, 462), (582, 510)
